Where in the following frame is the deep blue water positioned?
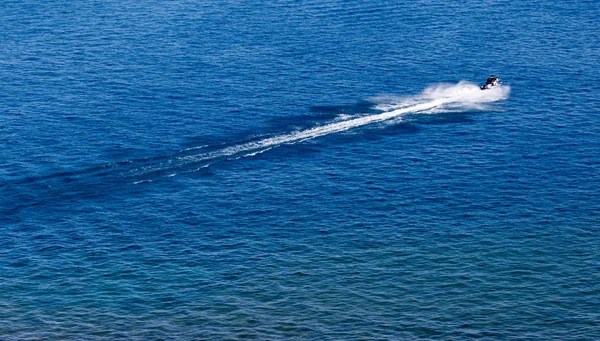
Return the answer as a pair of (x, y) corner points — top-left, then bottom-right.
(1, 1), (600, 339)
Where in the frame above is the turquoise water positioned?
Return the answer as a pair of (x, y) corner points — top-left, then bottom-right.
(1, 1), (599, 339)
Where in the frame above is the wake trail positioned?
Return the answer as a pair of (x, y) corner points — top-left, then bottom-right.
(0, 81), (510, 215)
(131, 81), (510, 181)
(130, 98), (447, 181)
(6, 81), (509, 187)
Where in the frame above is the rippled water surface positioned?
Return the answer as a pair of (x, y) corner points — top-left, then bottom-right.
(1, 1), (599, 339)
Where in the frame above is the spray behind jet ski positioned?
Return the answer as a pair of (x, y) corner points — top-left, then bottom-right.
(481, 75), (502, 90)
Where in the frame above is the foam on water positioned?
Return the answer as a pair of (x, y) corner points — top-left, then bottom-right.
(6, 82), (509, 186)
(131, 82), (510, 180)
(373, 81), (510, 113)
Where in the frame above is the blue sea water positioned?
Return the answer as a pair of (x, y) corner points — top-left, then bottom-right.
(1, 0), (600, 339)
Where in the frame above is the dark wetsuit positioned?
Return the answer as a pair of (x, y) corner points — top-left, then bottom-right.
(481, 77), (499, 90)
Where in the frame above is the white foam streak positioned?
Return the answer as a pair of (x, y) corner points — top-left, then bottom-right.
(179, 97), (449, 165)
(132, 81), (509, 179)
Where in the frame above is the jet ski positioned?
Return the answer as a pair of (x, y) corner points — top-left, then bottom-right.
(481, 75), (502, 90)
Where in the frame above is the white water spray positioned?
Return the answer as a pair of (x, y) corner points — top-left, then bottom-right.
(131, 81), (509, 181)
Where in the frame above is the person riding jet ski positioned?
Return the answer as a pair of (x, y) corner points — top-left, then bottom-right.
(481, 75), (501, 90)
